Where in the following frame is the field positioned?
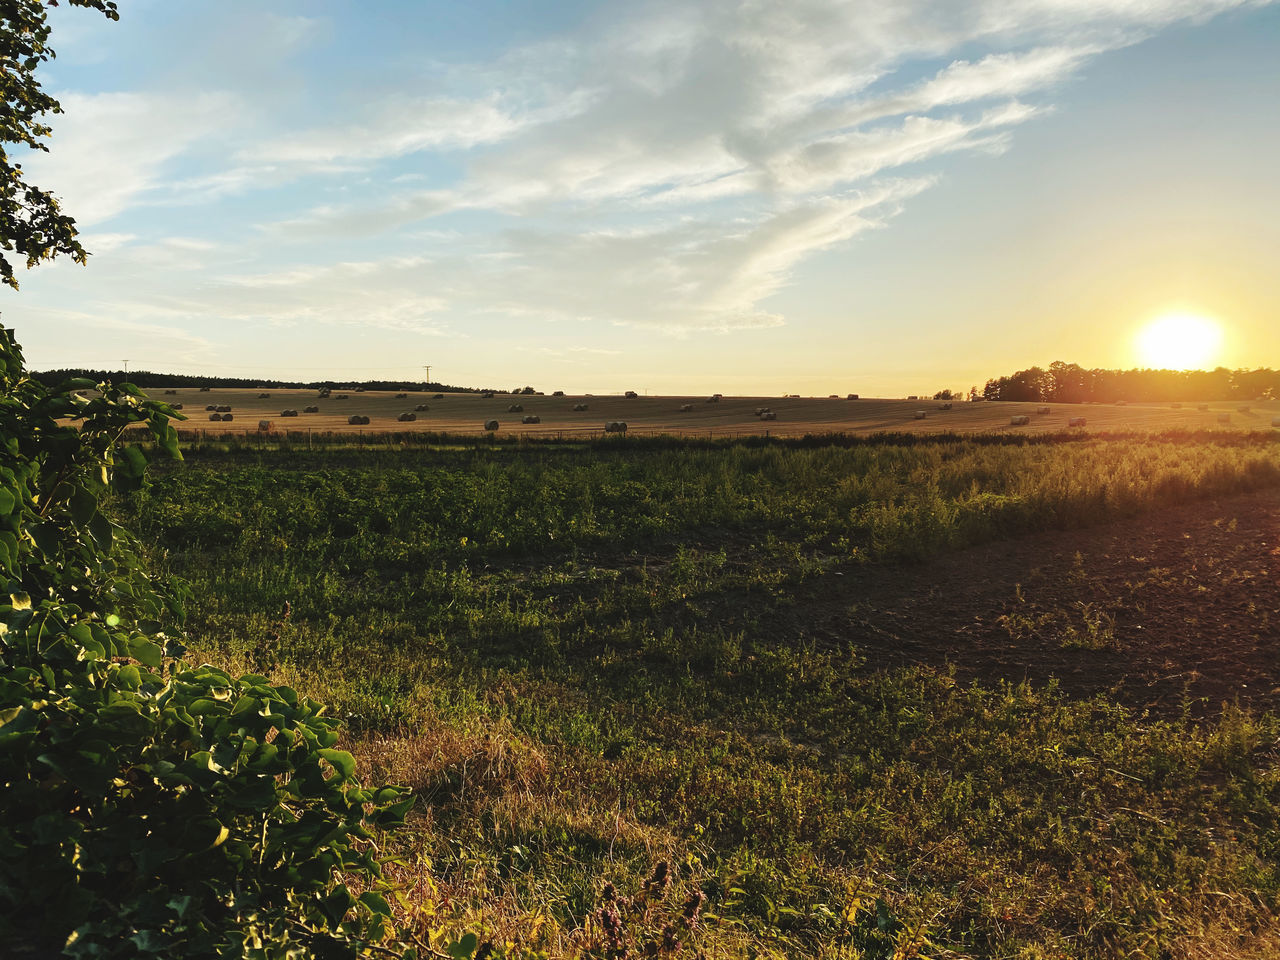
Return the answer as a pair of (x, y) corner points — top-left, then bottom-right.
(121, 433), (1280, 958)
(155, 386), (1280, 438)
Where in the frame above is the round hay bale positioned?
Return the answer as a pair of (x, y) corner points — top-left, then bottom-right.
(303, 405), (319, 413)
(761, 411), (777, 421)
(258, 420), (273, 432)
(258, 392), (271, 399)
(1237, 405), (1251, 414)
(914, 410), (928, 420)
(215, 404), (232, 412)
(552, 390), (565, 396)
(222, 413), (233, 422)
(1010, 415), (1030, 426)
(605, 421), (628, 433)
(355, 386), (366, 393)
(347, 414), (369, 425)
(414, 403), (429, 411)
(199, 386), (211, 392)
(624, 390), (639, 398)
(680, 403), (693, 412)
(507, 403), (524, 413)
(1068, 416), (1087, 427)
(318, 388), (331, 398)
(484, 419), (499, 431)
(205, 404), (217, 411)
(395, 393), (407, 399)
(482, 391), (494, 399)
(433, 393), (444, 399)
(281, 409), (299, 417)
(847, 393), (859, 400)
(398, 412), (417, 422)
(522, 414), (540, 424)
(573, 403), (588, 412)
(163, 389), (177, 395)
(1218, 413), (1232, 424)
(208, 413), (223, 421)
(170, 403), (183, 410)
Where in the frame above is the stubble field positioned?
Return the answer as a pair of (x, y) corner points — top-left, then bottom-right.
(156, 387), (1280, 438)
(122, 431), (1280, 958)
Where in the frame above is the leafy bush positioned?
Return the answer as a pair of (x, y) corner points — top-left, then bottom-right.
(0, 330), (417, 959)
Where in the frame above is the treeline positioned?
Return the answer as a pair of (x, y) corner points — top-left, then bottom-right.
(982, 362), (1280, 403)
(29, 368), (502, 394)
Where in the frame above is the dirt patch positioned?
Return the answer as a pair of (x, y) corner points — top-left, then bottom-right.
(793, 487), (1280, 716)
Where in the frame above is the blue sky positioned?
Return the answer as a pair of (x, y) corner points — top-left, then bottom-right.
(9, 0), (1279, 395)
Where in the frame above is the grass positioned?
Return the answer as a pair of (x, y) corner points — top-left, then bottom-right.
(119, 433), (1280, 958)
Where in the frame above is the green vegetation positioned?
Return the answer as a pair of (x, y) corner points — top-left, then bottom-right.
(0, 334), (426, 959)
(121, 434), (1280, 958)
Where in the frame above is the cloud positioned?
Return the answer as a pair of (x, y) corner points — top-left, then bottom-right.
(24, 90), (242, 226)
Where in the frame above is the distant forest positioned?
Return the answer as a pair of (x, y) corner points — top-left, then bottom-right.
(29, 369), (508, 394)
(981, 362), (1279, 403)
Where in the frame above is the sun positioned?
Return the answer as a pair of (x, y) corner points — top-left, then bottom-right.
(1135, 313), (1223, 370)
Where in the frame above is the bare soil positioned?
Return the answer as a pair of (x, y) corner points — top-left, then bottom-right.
(792, 486), (1280, 716)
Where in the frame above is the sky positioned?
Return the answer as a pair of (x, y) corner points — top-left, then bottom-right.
(7, 0), (1279, 396)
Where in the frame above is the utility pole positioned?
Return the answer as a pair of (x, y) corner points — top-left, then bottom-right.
(123, 360), (130, 376)
(423, 364), (431, 387)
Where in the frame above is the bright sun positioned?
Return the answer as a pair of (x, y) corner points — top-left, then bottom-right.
(1135, 313), (1223, 370)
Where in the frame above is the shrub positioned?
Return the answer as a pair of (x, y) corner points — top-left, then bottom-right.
(0, 330), (418, 959)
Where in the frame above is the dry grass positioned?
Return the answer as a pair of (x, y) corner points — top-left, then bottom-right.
(149, 387), (1280, 438)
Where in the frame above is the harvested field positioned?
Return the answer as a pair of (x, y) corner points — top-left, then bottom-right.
(144, 387), (1280, 437)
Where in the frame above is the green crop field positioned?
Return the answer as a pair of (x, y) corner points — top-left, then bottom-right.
(120, 433), (1280, 959)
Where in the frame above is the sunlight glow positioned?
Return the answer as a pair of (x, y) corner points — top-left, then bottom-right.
(1135, 313), (1223, 370)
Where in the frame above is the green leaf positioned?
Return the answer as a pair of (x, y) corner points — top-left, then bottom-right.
(447, 933), (478, 959)
(318, 748), (356, 781)
(358, 891), (391, 917)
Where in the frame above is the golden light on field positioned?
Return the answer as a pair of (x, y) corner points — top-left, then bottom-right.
(1135, 313), (1223, 370)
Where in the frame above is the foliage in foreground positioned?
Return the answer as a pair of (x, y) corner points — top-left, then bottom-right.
(0, 331), (416, 959)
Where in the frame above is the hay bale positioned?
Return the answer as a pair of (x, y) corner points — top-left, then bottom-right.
(318, 388), (331, 398)
(258, 420), (273, 432)
(222, 413), (233, 422)
(828, 394), (839, 399)
(1238, 405), (1251, 414)
(482, 391), (494, 399)
(398, 412), (416, 422)
(521, 414), (541, 424)
(940, 402), (954, 411)
(347, 414), (370, 425)
(205, 404), (217, 411)
(507, 403), (524, 413)
(605, 421), (628, 434)
(433, 393), (443, 399)
(847, 393), (859, 400)
(170, 403), (183, 410)
(484, 419), (499, 431)
(1068, 416), (1087, 427)
(258, 392), (271, 399)
(163, 389), (177, 395)
(303, 405), (319, 413)
(573, 403), (588, 412)
(394, 393), (407, 399)
(1217, 413), (1231, 424)
(281, 409), (299, 417)
(199, 386), (211, 392)
(706, 395), (720, 403)
(1115, 400), (1127, 406)
(414, 403), (429, 411)
(680, 403), (694, 412)
(1010, 415), (1030, 426)
(914, 410), (927, 420)
(215, 405), (232, 412)
(208, 413), (223, 422)
(355, 386), (366, 393)
(553, 390), (565, 396)
(761, 411), (777, 421)
(1035, 405), (1049, 415)
(624, 390), (639, 398)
